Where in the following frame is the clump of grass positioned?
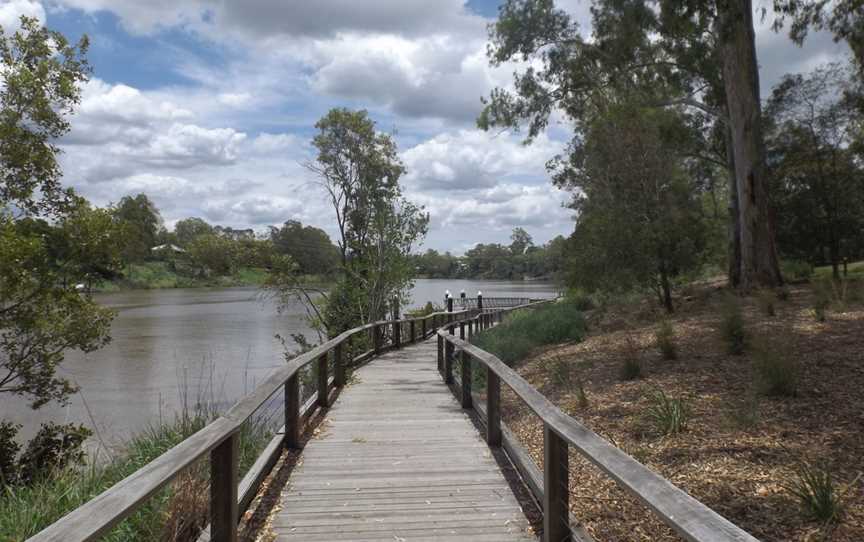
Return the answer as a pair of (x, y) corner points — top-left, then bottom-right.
(546, 354), (589, 408)
(752, 339), (800, 397)
(645, 388), (689, 435)
(620, 358), (642, 380)
(655, 320), (677, 360)
(784, 459), (859, 524)
(726, 393), (761, 429)
(719, 293), (747, 355)
(756, 289), (776, 316)
(472, 300), (587, 366)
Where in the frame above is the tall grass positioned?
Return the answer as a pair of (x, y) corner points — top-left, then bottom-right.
(471, 300), (587, 366)
(0, 409), (273, 541)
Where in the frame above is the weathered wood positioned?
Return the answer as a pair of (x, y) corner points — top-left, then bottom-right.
(210, 432), (239, 542)
(460, 350), (472, 409)
(410, 320), (416, 343)
(437, 333), (444, 373)
(272, 339), (535, 541)
(284, 374), (300, 449)
(459, 321), (465, 340)
(422, 318), (427, 339)
(439, 322), (759, 542)
(444, 340), (454, 384)
(373, 324), (381, 355)
(543, 426), (569, 542)
(333, 342), (345, 387)
(486, 369), (501, 447)
(317, 354), (329, 408)
(393, 320), (401, 348)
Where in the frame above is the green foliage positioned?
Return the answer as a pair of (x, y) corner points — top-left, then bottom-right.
(619, 357), (643, 381)
(269, 220), (339, 276)
(756, 289), (776, 316)
(726, 393), (761, 430)
(719, 294), (747, 355)
(655, 320), (677, 360)
(752, 340), (801, 397)
(471, 301), (586, 366)
(173, 217), (214, 247)
(0, 421), (20, 486)
(781, 259), (814, 281)
(645, 388), (689, 435)
(112, 193), (163, 263)
(565, 288), (596, 311)
(186, 233), (238, 276)
(783, 459), (847, 524)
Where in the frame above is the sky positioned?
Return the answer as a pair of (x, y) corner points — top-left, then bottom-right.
(0, 0), (851, 253)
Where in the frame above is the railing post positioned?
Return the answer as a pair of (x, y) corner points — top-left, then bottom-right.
(445, 329), (454, 384)
(210, 432), (239, 542)
(486, 368), (501, 447)
(543, 425), (570, 542)
(422, 317), (427, 338)
(460, 350), (472, 409)
(373, 324), (381, 355)
(410, 320), (416, 343)
(334, 341), (346, 387)
(467, 319), (473, 338)
(437, 333), (444, 373)
(317, 353), (329, 407)
(459, 321), (465, 340)
(284, 373), (300, 449)
(393, 320), (401, 349)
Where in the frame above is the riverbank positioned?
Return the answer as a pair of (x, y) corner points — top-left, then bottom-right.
(0, 409), (273, 541)
(479, 279), (864, 541)
(95, 262), (332, 292)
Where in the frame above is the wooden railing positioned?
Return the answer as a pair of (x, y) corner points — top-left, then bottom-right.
(28, 306), (478, 542)
(437, 302), (759, 542)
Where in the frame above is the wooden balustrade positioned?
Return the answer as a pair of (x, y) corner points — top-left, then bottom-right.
(436, 303), (758, 542)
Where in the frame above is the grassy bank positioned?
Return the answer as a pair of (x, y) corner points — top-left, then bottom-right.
(481, 279), (864, 541)
(0, 412), (273, 541)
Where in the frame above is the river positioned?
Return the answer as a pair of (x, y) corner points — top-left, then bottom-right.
(2, 279), (559, 447)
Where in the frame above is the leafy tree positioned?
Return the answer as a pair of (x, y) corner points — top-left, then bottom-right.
(174, 217), (214, 247)
(772, 0), (864, 71)
(0, 16), (114, 409)
(186, 233), (238, 277)
(479, 0), (783, 288)
(269, 220), (340, 275)
(113, 193), (163, 263)
(270, 108), (428, 337)
(766, 62), (864, 277)
(566, 104), (707, 312)
(509, 227), (534, 255)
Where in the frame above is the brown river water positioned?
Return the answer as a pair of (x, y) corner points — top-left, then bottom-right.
(1, 279), (559, 449)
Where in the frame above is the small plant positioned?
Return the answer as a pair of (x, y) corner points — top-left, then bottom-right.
(645, 388), (689, 435)
(546, 355), (589, 408)
(719, 294), (747, 354)
(784, 459), (856, 524)
(752, 340), (800, 397)
(620, 357), (642, 380)
(726, 393), (760, 429)
(781, 259), (813, 281)
(756, 289), (776, 316)
(655, 320), (677, 360)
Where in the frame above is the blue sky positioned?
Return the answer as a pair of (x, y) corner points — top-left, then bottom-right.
(0, 0), (851, 252)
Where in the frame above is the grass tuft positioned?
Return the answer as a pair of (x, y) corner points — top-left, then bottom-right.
(784, 459), (852, 524)
(756, 289), (776, 317)
(645, 388), (689, 435)
(655, 320), (677, 360)
(752, 340), (800, 397)
(719, 294), (747, 355)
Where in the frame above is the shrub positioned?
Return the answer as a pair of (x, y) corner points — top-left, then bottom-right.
(756, 289), (776, 316)
(645, 388), (689, 435)
(565, 288), (596, 311)
(782, 259), (813, 281)
(719, 294), (747, 355)
(471, 300), (587, 366)
(546, 355), (589, 407)
(753, 341), (800, 397)
(812, 282), (831, 322)
(655, 320), (677, 360)
(784, 460), (848, 523)
(620, 357), (642, 380)
(726, 394), (760, 429)
(0, 421), (21, 486)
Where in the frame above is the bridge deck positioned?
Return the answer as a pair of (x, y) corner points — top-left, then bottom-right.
(272, 339), (537, 541)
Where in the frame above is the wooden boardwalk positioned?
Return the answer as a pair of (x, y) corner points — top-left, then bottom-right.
(272, 339), (537, 541)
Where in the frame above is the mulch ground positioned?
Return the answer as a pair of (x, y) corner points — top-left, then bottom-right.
(500, 280), (864, 541)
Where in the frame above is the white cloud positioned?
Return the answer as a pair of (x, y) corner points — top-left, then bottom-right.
(0, 0), (45, 29)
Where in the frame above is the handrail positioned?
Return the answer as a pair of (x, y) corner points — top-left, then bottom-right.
(29, 306), (474, 542)
(436, 303), (759, 542)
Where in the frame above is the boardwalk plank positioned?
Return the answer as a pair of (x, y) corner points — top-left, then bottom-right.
(273, 338), (537, 541)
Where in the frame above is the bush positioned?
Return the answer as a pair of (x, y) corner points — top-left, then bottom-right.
(726, 394), (760, 429)
(782, 259), (813, 281)
(545, 355), (589, 407)
(812, 282), (831, 322)
(719, 294), (747, 355)
(753, 341), (800, 397)
(655, 320), (677, 360)
(645, 388), (689, 435)
(0, 422), (91, 487)
(620, 357), (642, 380)
(0, 421), (20, 486)
(471, 300), (587, 366)
(565, 288), (595, 311)
(756, 289), (776, 317)
(784, 460), (847, 523)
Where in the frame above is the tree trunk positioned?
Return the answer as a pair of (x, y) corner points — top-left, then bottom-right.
(724, 122), (741, 287)
(717, 0), (783, 289)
